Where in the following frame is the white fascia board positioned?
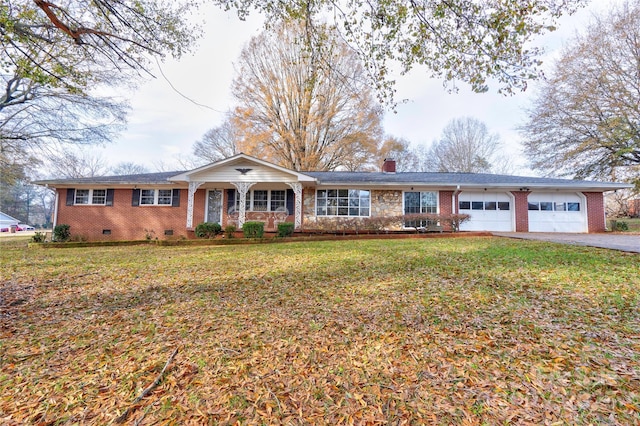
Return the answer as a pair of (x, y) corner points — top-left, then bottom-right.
(169, 153), (316, 183)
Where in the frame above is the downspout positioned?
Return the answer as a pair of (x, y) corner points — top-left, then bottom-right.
(452, 185), (461, 231)
(452, 185), (461, 214)
(52, 187), (59, 229)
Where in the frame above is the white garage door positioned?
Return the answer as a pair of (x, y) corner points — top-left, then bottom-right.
(458, 192), (513, 232)
(528, 192), (587, 233)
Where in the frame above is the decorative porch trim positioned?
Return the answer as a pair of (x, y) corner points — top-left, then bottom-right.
(186, 181), (205, 229)
(286, 182), (303, 229)
(231, 181), (256, 228)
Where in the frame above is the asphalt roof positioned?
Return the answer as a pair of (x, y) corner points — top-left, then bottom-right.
(33, 170), (628, 190)
(302, 171), (625, 188)
(35, 171), (184, 185)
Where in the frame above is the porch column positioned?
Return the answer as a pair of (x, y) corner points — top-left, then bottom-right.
(186, 181), (205, 229)
(230, 181), (256, 228)
(286, 182), (303, 229)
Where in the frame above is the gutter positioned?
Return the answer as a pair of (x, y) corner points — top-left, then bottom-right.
(52, 188), (59, 229)
(452, 185), (461, 214)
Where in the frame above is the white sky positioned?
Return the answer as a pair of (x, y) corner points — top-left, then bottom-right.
(95, 0), (616, 175)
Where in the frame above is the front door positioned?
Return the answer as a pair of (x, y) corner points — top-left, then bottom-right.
(206, 190), (223, 224)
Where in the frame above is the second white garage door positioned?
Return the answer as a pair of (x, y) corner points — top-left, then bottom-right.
(458, 192), (514, 232)
(528, 192), (587, 233)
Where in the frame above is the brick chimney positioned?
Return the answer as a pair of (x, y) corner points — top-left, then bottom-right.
(382, 158), (396, 173)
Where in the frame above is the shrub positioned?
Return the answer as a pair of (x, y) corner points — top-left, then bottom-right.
(53, 224), (71, 242)
(224, 225), (237, 239)
(195, 222), (222, 238)
(242, 221), (264, 238)
(612, 220), (629, 231)
(277, 222), (295, 237)
(31, 232), (46, 243)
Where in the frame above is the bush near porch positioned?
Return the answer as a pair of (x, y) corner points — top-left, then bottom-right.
(1, 238), (638, 424)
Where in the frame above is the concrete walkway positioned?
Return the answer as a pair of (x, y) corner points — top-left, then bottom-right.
(493, 232), (640, 254)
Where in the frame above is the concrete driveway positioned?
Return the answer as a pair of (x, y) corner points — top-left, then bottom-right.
(493, 232), (640, 254)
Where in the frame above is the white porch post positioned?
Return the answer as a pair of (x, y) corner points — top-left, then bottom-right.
(286, 182), (303, 229)
(231, 181), (256, 228)
(186, 181), (204, 229)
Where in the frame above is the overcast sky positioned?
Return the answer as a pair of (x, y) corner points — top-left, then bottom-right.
(94, 0), (616, 175)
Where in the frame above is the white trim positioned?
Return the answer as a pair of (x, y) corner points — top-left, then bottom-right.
(187, 182), (204, 228)
(315, 188), (371, 218)
(53, 189), (59, 229)
(286, 182), (303, 229)
(205, 189), (224, 224)
(401, 190), (439, 229)
(578, 192), (588, 233)
(169, 153), (316, 183)
(139, 189), (174, 206)
(73, 188), (107, 205)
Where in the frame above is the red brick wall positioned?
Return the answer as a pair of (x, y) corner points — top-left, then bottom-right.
(56, 187), (199, 241)
(583, 192), (606, 232)
(439, 191), (454, 231)
(511, 191), (530, 232)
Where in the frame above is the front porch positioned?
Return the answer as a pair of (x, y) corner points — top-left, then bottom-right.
(170, 154), (315, 232)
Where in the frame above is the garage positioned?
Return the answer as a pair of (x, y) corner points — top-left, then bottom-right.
(458, 192), (514, 232)
(527, 192), (587, 233)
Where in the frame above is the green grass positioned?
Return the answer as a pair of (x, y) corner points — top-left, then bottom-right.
(1, 237), (639, 424)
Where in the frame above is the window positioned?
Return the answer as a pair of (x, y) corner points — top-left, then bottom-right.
(404, 191), (437, 227)
(252, 190), (268, 211)
(92, 189), (106, 205)
(529, 200), (581, 212)
(157, 190), (173, 205)
(484, 201), (497, 211)
(460, 199), (510, 211)
(140, 189), (155, 205)
(540, 202), (553, 211)
(140, 189), (175, 206)
(75, 189), (90, 204)
(270, 190), (286, 211)
(317, 189), (370, 216)
(235, 190), (288, 212)
(74, 189), (106, 205)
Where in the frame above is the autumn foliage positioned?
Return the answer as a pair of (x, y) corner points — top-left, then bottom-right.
(1, 237), (639, 424)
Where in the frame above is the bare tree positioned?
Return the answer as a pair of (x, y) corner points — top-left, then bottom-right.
(48, 149), (109, 178)
(375, 137), (420, 172)
(109, 162), (149, 176)
(426, 117), (514, 174)
(520, 0), (640, 186)
(193, 115), (242, 163)
(1, 0), (197, 184)
(230, 21), (383, 171)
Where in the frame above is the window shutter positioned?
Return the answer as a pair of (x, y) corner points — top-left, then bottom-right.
(227, 189), (235, 212)
(66, 188), (75, 206)
(172, 189), (180, 207)
(131, 189), (140, 206)
(286, 189), (294, 215)
(106, 189), (114, 206)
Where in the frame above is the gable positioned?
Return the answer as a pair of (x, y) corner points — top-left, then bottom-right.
(169, 154), (316, 184)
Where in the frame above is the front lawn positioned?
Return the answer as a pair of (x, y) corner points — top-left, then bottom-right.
(1, 238), (638, 424)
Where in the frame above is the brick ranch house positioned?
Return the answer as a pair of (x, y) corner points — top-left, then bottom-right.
(35, 153), (632, 241)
